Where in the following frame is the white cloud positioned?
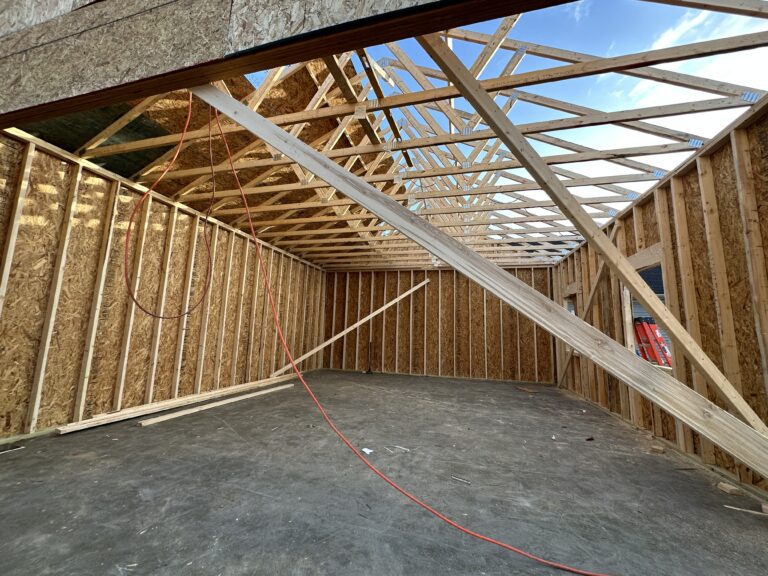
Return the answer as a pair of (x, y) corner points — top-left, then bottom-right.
(565, 0), (592, 23)
(651, 10), (710, 50)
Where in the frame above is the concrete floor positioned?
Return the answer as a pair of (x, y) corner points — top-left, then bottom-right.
(1, 370), (766, 575)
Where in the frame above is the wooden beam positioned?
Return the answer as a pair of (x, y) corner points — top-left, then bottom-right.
(137, 384), (293, 427)
(171, 216), (201, 398)
(145, 206), (177, 404)
(113, 196), (151, 412)
(556, 225), (619, 387)
(194, 226), (219, 394)
(192, 83), (768, 476)
(731, 128), (768, 400)
(417, 32), (766, 432)
(626, 242), (663, 270)
(639, 0), (768, 17)
(57, 374), (299, 434)
(94, 30), (767, 159)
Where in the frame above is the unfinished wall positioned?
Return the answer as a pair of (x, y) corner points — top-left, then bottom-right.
(0, 130), (325, 438)
(322, 268), (554, 383)
(554, 109), (768, 492)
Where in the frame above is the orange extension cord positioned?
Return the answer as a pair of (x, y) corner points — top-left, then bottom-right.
(126, 89), (613, 576)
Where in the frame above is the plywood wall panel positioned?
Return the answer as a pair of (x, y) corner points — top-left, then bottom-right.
(425, 270), (440, 375)
(411, 270), (426, 375)
(123, 204), (169, 408)
(344, 272), (360, 371)
(357, 271), (373, 372)
(38, 171), (109, 428)
(438, 270), (455, 377)
(0, 150), (68, 434)
(396, 271), (411, 374)
(382, 272), (397, 373)
(235, 243), (255, 383)
(469, 281), (486, 379)
(200, 229), (230, 392)
(219, 237), (244, 387)
(485, 290), (503, 380)
(517, 269), (537, 382)
(152, 212), (193, 402)
(177, 223), (210, 397)
(455, 272), (471, 378)
(86, 187), (139, 417)
(533, 268), (553, 383)
(0, 135), (24, 253)
(370, 271), (385, 373)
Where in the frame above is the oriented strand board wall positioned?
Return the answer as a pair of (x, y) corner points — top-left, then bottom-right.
(553, 110), (768, 492)
(0, 132), (324, 438)
(322, 268), (554, 384)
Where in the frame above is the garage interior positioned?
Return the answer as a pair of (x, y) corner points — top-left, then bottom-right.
(1, 1), (768, 574)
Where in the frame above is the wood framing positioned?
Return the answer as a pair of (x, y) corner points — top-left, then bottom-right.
(191, 83), (768, 477)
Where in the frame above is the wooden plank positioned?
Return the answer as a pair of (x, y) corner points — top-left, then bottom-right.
(171, 215), (200, 398)
(640, 0), (768, 18)
(74, 181), (120, 421)
(731, 128), (768, 398)
(194, 226), (219, 394)
(556, 226), (619, 387)
(627, 243), (663, 270)
(113, 196), (151, 412)
(192, 83), (768, 476)
(671, 176), (718, 465)
(25, 165), (82, 433)
(145, 206), (177, 404)
(58, 374), (300, 434)
(137, 384), (293, 427)
(655, 186), (694, 453)
(415, 34), (766, 432)
(230, 237), (251, 385)
(272, 279), (430, 376)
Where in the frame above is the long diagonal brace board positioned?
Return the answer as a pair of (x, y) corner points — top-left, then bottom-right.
(416, 32), (766, 434)
(271, 278), (429, 377)
(190, 83), (768, 478)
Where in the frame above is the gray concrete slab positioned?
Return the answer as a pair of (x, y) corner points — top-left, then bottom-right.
(1, 370), (766, 575)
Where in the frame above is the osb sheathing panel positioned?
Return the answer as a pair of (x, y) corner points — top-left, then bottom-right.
(86, 186), (138, 417)
(486, 290), (502, 380)
(357, 271), (373, 372)
(260, 250), (280, 377)
(454, 273), (470, 378)
(331, 269), (347, 370)
(0, 150), (68, 434)
(533, 268), (553, 383)
(201, 229), (230, 391)
(123, 203), (169, 408)
(322, 267), (335, 369)
(638, 197), (660, 247)
(748, 121), (768, 292)
(411, 270), (426, 375)
(469, 280), (485, 379)
(38, 171), (109, 428)
(370, 271), (385, 372)
(438, 270), (454, 377)
(396, 271), (411, 374)
(0, 135), (24, 252)
(235, 243), (255, 383)
(425, 270), (440, 375)
(382, 272), (397, 373)
(344, 272), (359, 371)
(153, 212), (193, 402)
(219, 236), (244, 387)
(177, 222), (210, 397)
(516, 269), (537, 383)
(501, 272), (519, 382)
(253, 250), (274, 380)
(622, 212), (637, 256)
(713, 142), (768, 424)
